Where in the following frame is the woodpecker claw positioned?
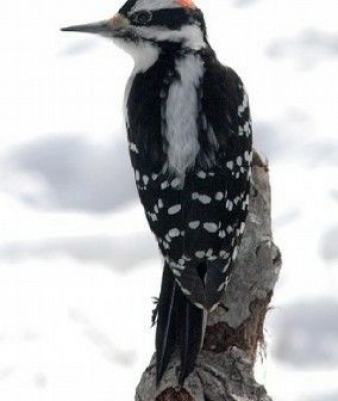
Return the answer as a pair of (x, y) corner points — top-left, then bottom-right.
(151, 297), (159, 327)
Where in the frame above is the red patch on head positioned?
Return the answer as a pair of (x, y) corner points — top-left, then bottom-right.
(175, 0), (196, 8)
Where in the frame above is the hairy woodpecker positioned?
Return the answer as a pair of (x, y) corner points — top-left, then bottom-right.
(62, 0), (253, 386)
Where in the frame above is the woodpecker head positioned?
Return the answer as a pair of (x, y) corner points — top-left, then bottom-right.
(62, 0), (208, 60)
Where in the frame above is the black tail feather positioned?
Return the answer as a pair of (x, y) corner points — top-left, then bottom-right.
(179, 301), (191, 385)
(155, 263), (205, 386)
(176, 292), (204, 385)
(156, 263), (177, 385)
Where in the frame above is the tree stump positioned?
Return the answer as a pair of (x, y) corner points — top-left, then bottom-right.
(136, 150), (282, 401)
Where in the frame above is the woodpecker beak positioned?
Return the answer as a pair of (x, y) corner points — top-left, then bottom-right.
(61, 14), (130, 38)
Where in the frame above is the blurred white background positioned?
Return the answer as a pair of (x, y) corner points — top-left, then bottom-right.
(0, 0), (337, 400)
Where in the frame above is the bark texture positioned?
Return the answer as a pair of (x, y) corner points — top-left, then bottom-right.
(136, 151), (281, 401)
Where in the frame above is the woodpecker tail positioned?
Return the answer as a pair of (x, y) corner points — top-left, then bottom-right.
(155, 263), (205, 386)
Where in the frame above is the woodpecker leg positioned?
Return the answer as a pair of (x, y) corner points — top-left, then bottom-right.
(151, 297), (159, 327)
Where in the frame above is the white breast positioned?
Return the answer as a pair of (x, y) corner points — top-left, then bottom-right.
(164, 53), (205, 181)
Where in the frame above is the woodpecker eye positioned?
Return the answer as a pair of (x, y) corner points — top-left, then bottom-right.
(132, 11), (153, 26)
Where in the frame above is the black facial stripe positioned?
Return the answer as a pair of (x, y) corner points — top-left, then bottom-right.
(119, 0), (138, 16)
(119, 2), (207, 41)
(130, 8), (202, 30)
(148, 9), (192, 30)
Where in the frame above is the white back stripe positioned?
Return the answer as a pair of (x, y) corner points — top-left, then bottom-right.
(164, 53), (204, 179)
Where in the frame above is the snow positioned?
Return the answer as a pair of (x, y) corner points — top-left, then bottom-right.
(0, 259), (158, 400)
(0, 0), (337, 400)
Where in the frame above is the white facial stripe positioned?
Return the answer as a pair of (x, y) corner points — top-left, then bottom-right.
(113, 38), (160, 72)
(135, 25), (205, 50)
(131, 0), (181, 12)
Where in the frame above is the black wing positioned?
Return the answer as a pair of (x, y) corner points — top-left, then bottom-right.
(176, 57), (253, 308)
(154, 58), (253, 384)
(126, 54), (253, 385)
(126, 55), (252, 310)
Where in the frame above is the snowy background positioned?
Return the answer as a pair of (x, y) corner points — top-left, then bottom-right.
(0, 0), (337, 400)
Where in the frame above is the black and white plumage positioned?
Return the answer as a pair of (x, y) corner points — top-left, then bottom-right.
(62, 0), (252, 386)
